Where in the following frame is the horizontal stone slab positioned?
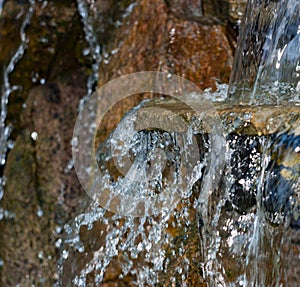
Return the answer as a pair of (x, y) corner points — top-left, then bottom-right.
(135, 98), (300, 136)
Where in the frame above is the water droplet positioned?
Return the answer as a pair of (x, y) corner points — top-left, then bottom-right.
(39, 37), (48, 44)
(7, 140), (14, 149)
(38, 251), (44, 260)
(37, 206), (43, 217)
(55, 239), (62, 248)
(83, 48), (90, 56)
(111, 48), (119, 55)
(62, 250), (69, 259)
(244, 112), (252, 121)
(31, 131), (38, 141)
(71, 137), (78, 147)
(55, 226), (62, 234)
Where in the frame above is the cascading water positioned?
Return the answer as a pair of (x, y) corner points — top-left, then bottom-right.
(228, 0), (300, 104)
(60, 0), (299, 286)
(61, 95), (226, 286)
(199, 123), (299, 286)
(199, 0), (300, 286)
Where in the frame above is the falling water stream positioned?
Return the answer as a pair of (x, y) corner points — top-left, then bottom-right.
(228, 0), (300, 104)
(76, 0), (101, 107)
(201, 1), (300, 285)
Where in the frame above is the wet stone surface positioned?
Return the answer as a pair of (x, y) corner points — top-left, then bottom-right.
(96, 0), (237, 143)
(0, 1), (88, 285)
(165, 0), (247, 25)
(136, 98), (300, 135)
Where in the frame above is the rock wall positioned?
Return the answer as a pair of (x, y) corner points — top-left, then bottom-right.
(0, 1), (87, 285)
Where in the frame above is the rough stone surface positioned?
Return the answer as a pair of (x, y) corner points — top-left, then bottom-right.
(96, 0), (236, 142)
(0, 1), (87, 285)
(135, 98), (300, 135)
(0, 82), (86, 286)
(165, 0), (247, 24)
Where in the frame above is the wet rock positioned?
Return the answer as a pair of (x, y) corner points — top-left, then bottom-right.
(0, 0), (244, 286)
(164, 19), (233, 89)
(0, 81), (86, 286)
(0, 1), (88, 285)
(135, 98), (300, 135)
(0, 0), (86, 137)
(165, 0), (247, 25)
(136, 99), (299, 284)
(97, 0), (235, 85)
(96, 0), (236, 142)
(62, 0), (241, 285)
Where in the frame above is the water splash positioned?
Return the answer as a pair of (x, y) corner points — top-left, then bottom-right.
(61, 98), (226, 285)
(199, 114), (300, 286)
(62, 94), (299, 286)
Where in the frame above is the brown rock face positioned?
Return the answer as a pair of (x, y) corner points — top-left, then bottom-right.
(97, 0), (236, 141)
(97, 0), (239, 86)
(0, 1), (87, 286)
(0, 82), (86, 286)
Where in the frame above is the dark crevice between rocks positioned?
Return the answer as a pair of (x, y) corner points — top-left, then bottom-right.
(164, 0), (243, 54)
(164, 0), (240, 25)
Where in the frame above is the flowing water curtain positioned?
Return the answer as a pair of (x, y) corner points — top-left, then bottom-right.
(198, 0), (300, 285)
(228, 0), (300, 104)
(64, 70), (226, 286)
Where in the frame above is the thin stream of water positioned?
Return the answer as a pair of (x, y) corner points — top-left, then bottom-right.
(0, 0), (35, 216)
(76, 0), (101, 109)
(62, 0), (102, 173)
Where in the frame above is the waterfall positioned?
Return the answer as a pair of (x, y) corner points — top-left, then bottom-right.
(61, 0), (299, 286)
(228, 0), (300, 104)
(0, 0), (298, 286)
